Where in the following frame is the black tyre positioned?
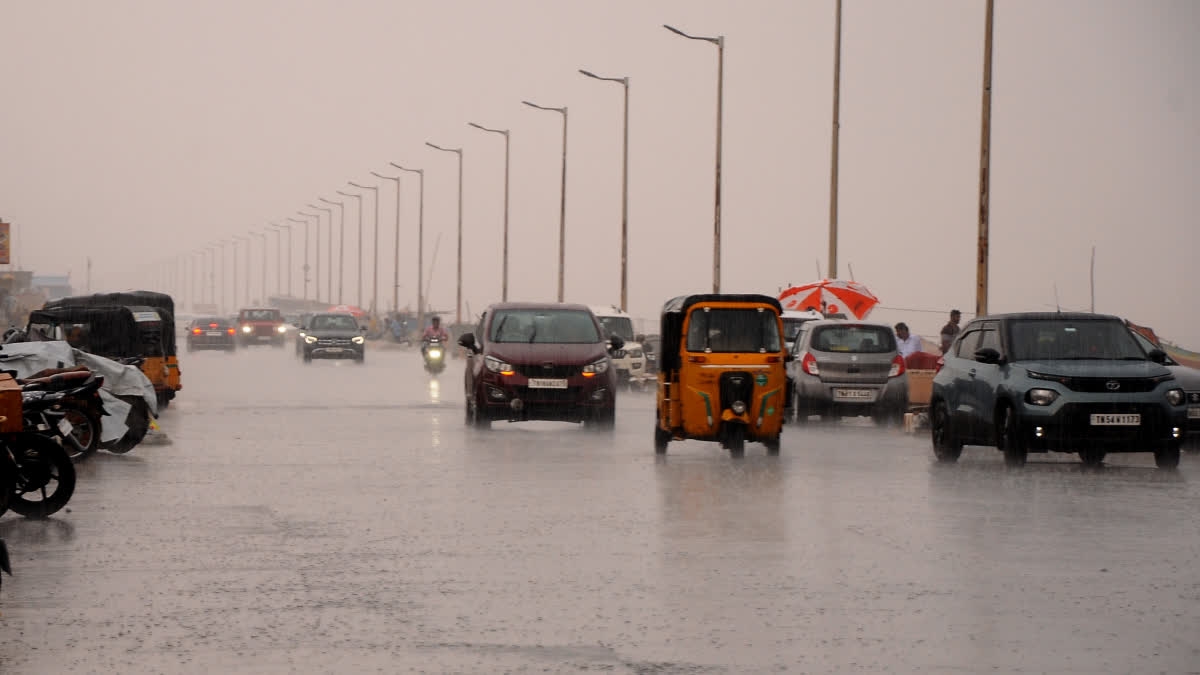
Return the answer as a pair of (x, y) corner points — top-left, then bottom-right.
(467, 394), (490, 430)
(8, 433), (76, 518)
(654, 424), (670, 455)
(998, 406), (1027, 468)
(1079, 449), (1105, 467)
(1155, 440), (1181, 470)
(791, 392), (809, 425)
(104, 396), (151, 454)
(725, 424), (746, 457)
(58, 399), (102, 459)
(930, 401), (962, 463)
(303, 351), (313, 363)
(587, 407), (615, 432)
(762, 435), (781, 456)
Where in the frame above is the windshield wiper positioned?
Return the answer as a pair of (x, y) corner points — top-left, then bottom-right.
(493, 315), (509, 342)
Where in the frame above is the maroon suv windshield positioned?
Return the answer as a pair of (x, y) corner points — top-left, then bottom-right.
(489, 309), (601, 344)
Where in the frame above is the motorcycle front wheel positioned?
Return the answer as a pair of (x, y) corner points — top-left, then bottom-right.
(8, 433), (77, 518)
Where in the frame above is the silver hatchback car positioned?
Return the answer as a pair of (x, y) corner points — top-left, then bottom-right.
(788, 319), (909, 424)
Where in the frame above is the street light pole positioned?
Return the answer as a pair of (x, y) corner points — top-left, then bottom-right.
(425, 142), (464, 326)
(371, 171), (403, 313)
(349, 181), (381, 313)
(976, 0), (995, 318)
(467, 122), (511, 302)
(251, 230), (267, 304)
(338, 189), (366, 307)
(392, 163), (425, 331)
(828, 1), (842, 281)
(289, 216), (311, 301)
(319, 199), (344, 304)
(522, 101), (568, 302)
(267, 224), (285, 298)
(233, 234), (250, 308)
(579, 69), (631, 311)
(664, 24), (724, 293)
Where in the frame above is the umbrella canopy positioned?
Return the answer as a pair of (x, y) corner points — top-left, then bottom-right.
(778, 279), (879, 319)
(327, 304), (367, 317)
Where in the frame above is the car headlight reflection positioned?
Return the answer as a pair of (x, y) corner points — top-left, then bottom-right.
(352, 336), (365, 345)
(1166, 388), (1185, 406)
(241, 325), (252, 334)
(1026, 388), (1059, 406)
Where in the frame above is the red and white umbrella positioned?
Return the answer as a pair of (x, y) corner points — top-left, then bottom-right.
(327, 304), (367, 317)
(778, 279), (879, 319)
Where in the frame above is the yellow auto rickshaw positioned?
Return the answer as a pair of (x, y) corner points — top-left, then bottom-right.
(654, 294), (789, 456)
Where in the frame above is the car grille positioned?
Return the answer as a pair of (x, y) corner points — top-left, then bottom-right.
(1056, 377), (1162, 393)
(514, 386), (582, 403)
(516, 364), (579, 378)
(317, 338), (355, 347)
(1056, 402), (1169, 442)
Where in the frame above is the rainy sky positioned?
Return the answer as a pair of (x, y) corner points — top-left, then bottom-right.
(1, 0), (1197, 345)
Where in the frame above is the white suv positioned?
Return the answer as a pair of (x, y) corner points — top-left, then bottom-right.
(589, 306), (646, 388)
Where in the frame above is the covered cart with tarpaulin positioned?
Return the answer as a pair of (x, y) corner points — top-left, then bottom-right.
(44, 291), (182, 407)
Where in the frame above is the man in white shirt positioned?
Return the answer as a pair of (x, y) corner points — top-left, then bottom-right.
(894, 322), (924, 358)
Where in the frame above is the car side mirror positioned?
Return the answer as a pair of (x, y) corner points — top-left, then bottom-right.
(1147, 348), (1167, 365)
(458, 332), (480, 354)
(608, 335), (625, 353)
(974, 347), (1001, 365)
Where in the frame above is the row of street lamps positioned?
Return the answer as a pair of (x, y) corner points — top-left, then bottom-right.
(157, 23), (729, 323)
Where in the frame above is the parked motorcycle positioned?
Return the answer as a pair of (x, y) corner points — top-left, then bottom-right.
(422, 337), (447, 375)
(19, 368), (107, 459)
(0, 373), (78, 518)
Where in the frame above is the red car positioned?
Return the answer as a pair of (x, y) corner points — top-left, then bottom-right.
(458, 302), (625, 429)
(236, 308), (287, 347)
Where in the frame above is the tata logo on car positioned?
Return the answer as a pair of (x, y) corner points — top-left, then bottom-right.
(1106, 381), (1121, 391)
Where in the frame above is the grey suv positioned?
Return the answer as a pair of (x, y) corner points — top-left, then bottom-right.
(930, 312), (1188, 468)
(787, 319), (909, 425)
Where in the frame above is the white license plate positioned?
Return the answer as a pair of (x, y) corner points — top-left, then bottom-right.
(833, 388), (875, 402)
(58, 418), (74, 435)
(528, 378), (568, 389)
(1090, 413), (1140, 426)
(1188, 406), (1200, 419)
(206, 331), (223, 336)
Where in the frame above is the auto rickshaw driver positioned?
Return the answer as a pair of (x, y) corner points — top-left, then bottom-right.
(654, 294), (789, 457)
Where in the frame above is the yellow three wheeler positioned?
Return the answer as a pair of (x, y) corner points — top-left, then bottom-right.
(654, 294), (789, 456)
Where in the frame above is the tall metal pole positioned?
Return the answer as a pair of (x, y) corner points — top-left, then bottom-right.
(350, 182), (381, 313)
(521, 102), (568, 301)
(233, 235), (249, 308)
(252, 231), (266, 304)
(579, 70), (631, 310)
(467, 122), (511, 301)
(664, 25), (724, 293)
(393, 164), (425, 330)
(976, 0), (995, 318)
(339, 190), (365, 307)
(268, 224), (283, 297)
(372, 172), (403, 313)
(315, 202), (338, 304)
(425, 143), (464, 325)
(828, 0), (842, 281)
(289, 216), (310, 301)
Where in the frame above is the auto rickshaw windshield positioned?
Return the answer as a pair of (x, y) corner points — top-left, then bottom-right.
(686, 308), (781, 353)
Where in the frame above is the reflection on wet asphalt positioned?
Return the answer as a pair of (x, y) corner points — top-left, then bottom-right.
(1, 346), (1198, 673)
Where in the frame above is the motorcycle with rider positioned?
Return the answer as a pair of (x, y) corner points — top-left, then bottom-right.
(421, 316), (450, 375)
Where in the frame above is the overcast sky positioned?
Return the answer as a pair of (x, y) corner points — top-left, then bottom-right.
(2, 0), (1197, 345)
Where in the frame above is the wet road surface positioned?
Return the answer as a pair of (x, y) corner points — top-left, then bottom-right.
(2, 345), (1199, 673)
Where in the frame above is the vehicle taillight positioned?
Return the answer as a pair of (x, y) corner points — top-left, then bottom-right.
(227, 328), (235, 335)
(888, 354), (906, 378)
(209, 323), (218, 329)
(801, 352), (819, 376)
(935, 356), (945, 374)
(192, 328), (202, 335)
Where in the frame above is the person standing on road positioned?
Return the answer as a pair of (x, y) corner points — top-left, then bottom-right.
(894, 322), (923, 358)
(940, 309), (962, 354)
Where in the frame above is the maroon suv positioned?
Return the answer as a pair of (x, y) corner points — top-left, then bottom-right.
(458, 303), (624, 429)
(236, 308), (287, 347)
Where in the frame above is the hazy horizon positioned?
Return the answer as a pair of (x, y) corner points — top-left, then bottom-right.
(2, 0), (1197, 345)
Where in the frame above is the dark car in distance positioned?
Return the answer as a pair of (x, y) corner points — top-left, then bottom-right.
(301, 312), (366, 363)
(185, 316), (236, 352)
(931, 312), (1188, 469)
(458, 303), (624, 429)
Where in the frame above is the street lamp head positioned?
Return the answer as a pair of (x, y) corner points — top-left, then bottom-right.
(348, 181), (376, 190)
(469, 122), (508, 136)
(370, 171), (401, 180)
(316, 199), (338, 208)
(524, 100), (566, 114)
(664, 23), (720, 44)
(390, 162), (423, 175)
(426, 141), (462, 154)
(336, 190), (360, 199)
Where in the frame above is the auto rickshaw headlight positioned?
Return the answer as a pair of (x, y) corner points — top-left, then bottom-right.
(731, 401), (747, 414)
(582, 357), (610, 377)
(241, 325), (252, 334)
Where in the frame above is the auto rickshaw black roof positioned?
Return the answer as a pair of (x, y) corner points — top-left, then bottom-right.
(26, 305), (158, 360)
(658, 293), (783, 378)
(44, 291), (177, 355)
